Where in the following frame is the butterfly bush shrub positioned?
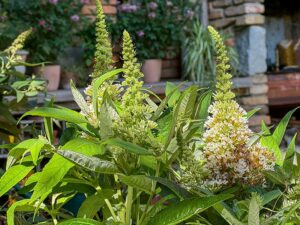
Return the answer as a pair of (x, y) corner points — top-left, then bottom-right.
(3, 0), (300, 224)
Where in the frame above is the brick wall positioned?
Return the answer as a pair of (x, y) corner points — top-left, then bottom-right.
(81, 0), (117, 20)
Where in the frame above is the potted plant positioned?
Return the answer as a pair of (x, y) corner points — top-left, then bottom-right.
(1, 0), (87, 91)
(110, 0), (195, 83)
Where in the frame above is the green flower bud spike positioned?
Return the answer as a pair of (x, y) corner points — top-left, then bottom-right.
(121, 30), (145, 108)
(112, 31), (159, 151)
(93, 0), (113, 77)
(5, 29), (32, 56)
(207, 26), (235, 101)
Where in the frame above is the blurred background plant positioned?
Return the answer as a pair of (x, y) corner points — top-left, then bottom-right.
(0, 0), (88, 63)
(110, 0), (199, 61)
(182, 20), (239, 86)
(0, 29), (45, 142)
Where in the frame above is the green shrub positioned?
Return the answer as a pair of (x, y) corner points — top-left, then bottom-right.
(1, 1), (300, 225)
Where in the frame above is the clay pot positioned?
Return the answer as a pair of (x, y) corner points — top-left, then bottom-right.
(142, 59), (162, 83)
(34, 65), (61, 91)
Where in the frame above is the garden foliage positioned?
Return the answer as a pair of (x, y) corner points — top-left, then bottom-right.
(1, 1), (300, 225)
(0, 29), (45, 142)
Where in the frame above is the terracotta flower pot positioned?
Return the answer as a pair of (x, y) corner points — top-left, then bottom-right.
(34, 65), (61, 91)
(142, 59), (162, 83)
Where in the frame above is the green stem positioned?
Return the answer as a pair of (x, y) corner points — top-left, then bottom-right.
(96, 186), (118, 222)
(50, 212), (58, 225)
(125, 186), (134, 225)
(105, 199), (118, 221)
(138, 161), (161, 225)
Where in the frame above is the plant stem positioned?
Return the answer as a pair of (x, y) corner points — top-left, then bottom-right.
(138, 161), (161, 225)
(105, 199), (118, 221)
(96, 185), (118, 222)
(125, 186), (134, 225)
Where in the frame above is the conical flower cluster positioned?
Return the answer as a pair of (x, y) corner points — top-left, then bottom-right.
(83, 0), (121, 127)
(5, 29), (32, 56)
(202, 26), (275, 188)
(93, 0), (113, 78)
(113, 31), (159, 151)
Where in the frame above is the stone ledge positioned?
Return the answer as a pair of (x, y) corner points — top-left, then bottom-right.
(210, 17), (235, 28)
(235, 14), (265, 26)
(250, 84), (268, 95)
(225, 3), (264, 16)
(209, 8), (225, 20)
(233, 0), (264, 4)
(242, 104), (269, 114)
(249, 115), (271, 126)
(251, 74), (268, 84)
(240, 95), (269, 105)
(212, 0), (233, 7)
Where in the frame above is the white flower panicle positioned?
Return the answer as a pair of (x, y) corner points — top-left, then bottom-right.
(201, 26), (275, 188)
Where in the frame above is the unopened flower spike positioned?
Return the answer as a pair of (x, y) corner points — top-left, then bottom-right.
(121, 30), (145, 107)
(112, 30), (160, 152)
(93, 0), (113, 78)
(82, 0), (120, 127)
(5, 29), (32, 56)
(200, 26), (275, 188)
(207, 26), (235, 101)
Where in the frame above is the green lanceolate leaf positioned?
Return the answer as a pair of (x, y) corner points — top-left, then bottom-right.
(218, 207), (245, 225)
(59, 218), (104, 225)
(149, 176), (190, 200)
(248, 194), (261, 225)
(148, 194), (233, 225)
(272, 107), (299, 146)
(263, 168), (287, 186)
(57, 150), (119, 174)
(6, 138), (46, 169)
(70, 80), (90, 116)
(165, 82), (181, 107)
(7, 199), (40, 225)
(30, 139), (104, 201)
(0, 164), (34, 197)
(196, 90), (212, 133)
(77, 189), (114, 218)
(92, 68), (123, 114)
(98, 95), (116, 139)
(283, 133), (297, 175)
(245, 108), (261, 119)
(152, 82), (183, 121)
(104, 138), (152, 155)
(19, 106), (88, 124)
(262, 189), (282, 206)
(175, 86), (198, 121)
(260, 133), (283, 166)
(118, 174), (153, 194)
(167, 86), (198, 145)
